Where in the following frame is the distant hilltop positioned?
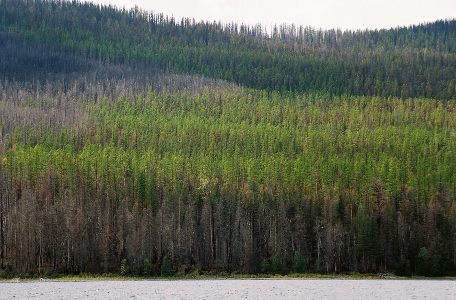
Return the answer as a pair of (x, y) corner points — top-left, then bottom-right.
(1, 0), (456, 99)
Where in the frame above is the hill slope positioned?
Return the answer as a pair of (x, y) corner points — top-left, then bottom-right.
(0, 0), (455, 277)
(2, 0), (456, 98)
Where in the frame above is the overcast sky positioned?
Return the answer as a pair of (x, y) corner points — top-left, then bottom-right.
(86, 0), (456, 31)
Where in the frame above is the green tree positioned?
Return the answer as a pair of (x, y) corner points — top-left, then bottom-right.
(272, 253), (283, 275)
(143, 259), (151, 276)
(261, 259), (270, 274)
(395, 255), (410, 276)
(430, 255), (441, 277)
(293, 251), (306, 274)
(161, 256), (173, 277)
(120, 259), (129, 276)
(416, 247), (428, 276)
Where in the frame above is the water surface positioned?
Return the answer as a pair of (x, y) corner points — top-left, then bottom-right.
(1, 279), (455, 299)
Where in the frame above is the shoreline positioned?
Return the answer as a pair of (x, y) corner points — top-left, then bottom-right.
(1, 273), (455, 282)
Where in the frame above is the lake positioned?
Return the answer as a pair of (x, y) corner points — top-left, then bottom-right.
(1, 279), (455, 299)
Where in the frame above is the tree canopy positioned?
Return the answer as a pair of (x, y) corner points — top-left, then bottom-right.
(0, 0), (456, 277)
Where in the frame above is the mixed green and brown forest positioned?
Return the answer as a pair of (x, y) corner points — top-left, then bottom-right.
(1, 0), (456, 277)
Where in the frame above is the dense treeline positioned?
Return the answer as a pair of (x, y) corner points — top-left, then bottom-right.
(0, 30), (235, 139)
(1, 89), (456, 276)
(1, 0), (456, 278)
(1, 0), (456, 99)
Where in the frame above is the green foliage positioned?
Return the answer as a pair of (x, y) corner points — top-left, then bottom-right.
(2, 0), (456, 99)
(395, 255), (411, 276)
(45, 269), (54, 277)
(261, 259), (270, 274)
(356, 205), (379, 260)
(161, 256), (173, 277)
(293, 252), (306, 274)
(416, 247), (429, 276)
(2, 90), (456, 275)
(120, 259), (129, 276)
(1, 1), (456, 275)
(5, 264), (12, 276)
(142, 259), (151, 277)
(431, 255), (441, 277)
(272, 253), (283, 275)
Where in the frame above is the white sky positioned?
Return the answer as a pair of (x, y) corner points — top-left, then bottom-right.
(85, 0), (456, 31)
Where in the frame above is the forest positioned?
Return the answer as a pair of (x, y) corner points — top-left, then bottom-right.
(0, 0), (456, 277)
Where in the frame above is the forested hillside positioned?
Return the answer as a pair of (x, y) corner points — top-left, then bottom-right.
(2, 0), (456, 99)
(0, 0), (456, 277)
